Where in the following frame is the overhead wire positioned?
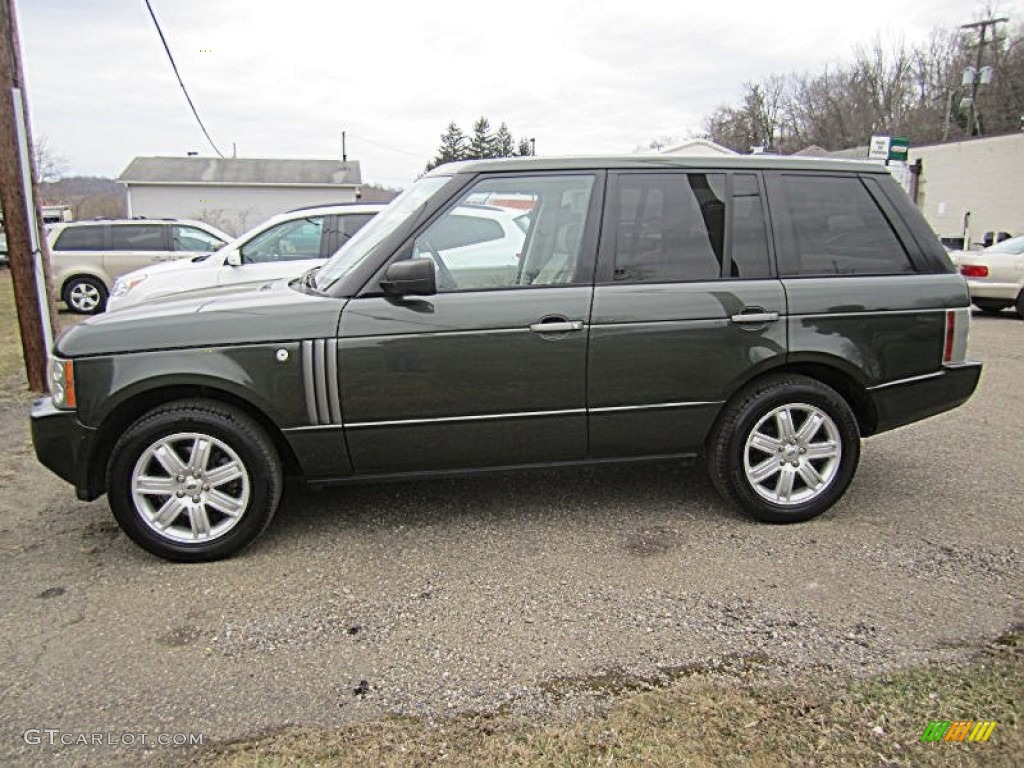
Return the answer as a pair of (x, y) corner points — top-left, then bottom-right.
(142, 0), (225, 158)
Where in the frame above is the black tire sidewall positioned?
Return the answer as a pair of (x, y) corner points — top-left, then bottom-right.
(717, 379), (860, 523)
(63, 276), (107, 314)
(107, 406), (278, 562)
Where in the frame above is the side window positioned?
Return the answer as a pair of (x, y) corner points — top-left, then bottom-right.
(172, 225), (225, 252)
(338, 213), (375, 239)
(412, 174), (595, 292)
(776, 175), (915, 276)
(53, 226), (105, 251)
(110, 225), (166, 251)
(609, 173), (726, 283)
(241, 217), (324, 263)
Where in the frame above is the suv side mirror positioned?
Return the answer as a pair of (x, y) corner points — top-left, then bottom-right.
(380, 258), (436, 296)
(225, 250), (242, 267)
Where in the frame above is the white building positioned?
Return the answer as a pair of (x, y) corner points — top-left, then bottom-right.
(118, 156), (362, 236)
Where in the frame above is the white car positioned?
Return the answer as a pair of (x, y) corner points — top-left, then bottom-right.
(106, 204), (385, 311)
(953, 235), (1024, 317)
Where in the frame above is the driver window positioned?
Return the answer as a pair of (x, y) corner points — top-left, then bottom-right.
(240, 217), (324, 263)
(412, 175), (594, 292)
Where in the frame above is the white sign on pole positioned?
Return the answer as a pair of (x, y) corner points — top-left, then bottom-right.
(868, 135), (891, 162)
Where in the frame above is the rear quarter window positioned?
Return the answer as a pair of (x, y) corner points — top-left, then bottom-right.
(772, 174), (916, 277)
(53, 226), (105, 251)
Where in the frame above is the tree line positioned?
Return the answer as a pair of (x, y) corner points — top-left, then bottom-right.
(703, 20), (1024, 154)
(426, 117), (534, 171)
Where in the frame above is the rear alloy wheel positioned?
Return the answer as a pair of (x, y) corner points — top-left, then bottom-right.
(107, 400), (282, 561)
(63, 276), (107, 314)
(707, 375), (860, 523)
(973, 298), (1009, 316)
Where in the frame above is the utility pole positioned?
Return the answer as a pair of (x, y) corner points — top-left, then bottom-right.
(961, 16), (1008, 137)
(0, 0), (59, 392)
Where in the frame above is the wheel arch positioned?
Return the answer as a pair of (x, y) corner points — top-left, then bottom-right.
(85, 384), (302, 500)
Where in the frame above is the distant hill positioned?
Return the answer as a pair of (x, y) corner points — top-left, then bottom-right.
(40, 176), (127, 220)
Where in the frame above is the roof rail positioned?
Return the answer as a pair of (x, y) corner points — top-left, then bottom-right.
(285, 202), (385, 213)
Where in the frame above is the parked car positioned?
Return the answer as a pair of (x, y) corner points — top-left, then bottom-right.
(0, 231), (7, 267)
(106, 204), (386, 312)
(48, 219), (231, 314)
(31, 155), (981, 562)
(954, 235), (1024, 317)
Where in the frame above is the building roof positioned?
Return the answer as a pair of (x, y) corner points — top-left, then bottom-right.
(659, 138), (738, 157)
(118, 156), (362, 186)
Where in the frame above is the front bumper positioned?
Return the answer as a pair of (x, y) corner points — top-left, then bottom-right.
(30, 398), (102, 500)
(869, 362), (982, 435)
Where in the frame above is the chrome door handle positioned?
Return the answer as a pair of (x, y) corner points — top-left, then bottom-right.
(529, 320), (584, 333)
(730, 312), (779, 324)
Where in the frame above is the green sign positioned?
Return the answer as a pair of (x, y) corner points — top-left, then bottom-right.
(888, 137), (910, 162)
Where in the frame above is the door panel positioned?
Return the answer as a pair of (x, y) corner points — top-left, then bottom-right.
(339, 288), (592, 473)
(588, 281), (786, 457)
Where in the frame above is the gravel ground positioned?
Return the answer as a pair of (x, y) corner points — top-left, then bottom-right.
(0, 313), (1021, 766)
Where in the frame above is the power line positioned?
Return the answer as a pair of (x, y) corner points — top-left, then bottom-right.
(142, 0), (224, 158)
(345, 130), (424, 159)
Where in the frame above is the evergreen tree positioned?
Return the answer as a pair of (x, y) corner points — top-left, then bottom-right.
(516, 138), (534, 156)
(426, 121), (468, 171)
(493, 122), (515, 157)
(468, 116), (494, 159)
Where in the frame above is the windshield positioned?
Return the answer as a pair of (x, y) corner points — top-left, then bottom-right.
(986, 236), (1024, 255)
(315, 176), (450, 291)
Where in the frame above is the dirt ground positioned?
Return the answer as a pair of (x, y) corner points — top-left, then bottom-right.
(0, 312), (1021, 766)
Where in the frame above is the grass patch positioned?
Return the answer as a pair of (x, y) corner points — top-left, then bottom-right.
(200, 634), (1021, 767)
(0, 270), (26, 384)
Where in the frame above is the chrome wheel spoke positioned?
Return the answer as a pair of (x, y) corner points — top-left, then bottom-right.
(189, 504), (212, 538)
(805, 441), (839, 460)
(153, 442), (187, 476)
(205, 461), (243, 487)
(775, 409), (797, 441)
(749, 456), (783, 483)
(797, 461), (825, 490)
(749, 432), (782, 454)
(152, 496), (185, 529)
(206, 489), (243, 517)
(135, 475), (177, 495)
(796, 412), (824, 443)
(187, 438), (212, 474)
(775, 465), (797, 501)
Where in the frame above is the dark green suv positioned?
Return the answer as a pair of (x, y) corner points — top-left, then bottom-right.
(31, 156), (981, 561)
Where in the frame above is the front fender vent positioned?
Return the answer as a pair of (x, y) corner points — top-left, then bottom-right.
(301, 339), (342, 426)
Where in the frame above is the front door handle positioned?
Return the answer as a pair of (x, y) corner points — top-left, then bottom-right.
(730, 311), (779, 324)
(529, 319), (584, 333)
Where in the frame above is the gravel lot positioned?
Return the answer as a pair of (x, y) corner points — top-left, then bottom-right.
(0, 313), (1021, 766)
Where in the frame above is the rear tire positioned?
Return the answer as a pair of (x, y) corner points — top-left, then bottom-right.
(706, 375), (860, 524)
(106, 399), (282, 562)
(973, 298), (1009, 316)
(1016, 291), (1024, 319)
(63, 276), (107, 314)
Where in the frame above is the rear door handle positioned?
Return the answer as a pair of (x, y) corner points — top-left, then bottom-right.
(529, 320), (584, 333)
(730, 311), (779, 324)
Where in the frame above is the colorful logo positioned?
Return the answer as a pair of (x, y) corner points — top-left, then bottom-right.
(920, 721), (997, 742)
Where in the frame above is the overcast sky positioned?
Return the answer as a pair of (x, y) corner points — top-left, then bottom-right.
(19, 0), (1016, 188)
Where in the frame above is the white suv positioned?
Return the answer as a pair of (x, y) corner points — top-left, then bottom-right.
(106, 204), (384, 312)
(49, 219), (231, 314)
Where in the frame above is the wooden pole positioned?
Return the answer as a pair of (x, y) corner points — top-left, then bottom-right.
(0, 0), (59, 392)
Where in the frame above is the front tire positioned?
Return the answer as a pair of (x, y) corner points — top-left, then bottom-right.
(107, 400), (282, 561)
(63, 276), (108, 314)
(706, 375), (860, 524)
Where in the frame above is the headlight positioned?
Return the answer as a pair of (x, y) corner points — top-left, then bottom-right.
(111, 274), (148, 298)
(49, 358), (76, 409)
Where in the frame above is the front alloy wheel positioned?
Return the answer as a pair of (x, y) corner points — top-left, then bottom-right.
(108, 400), (282, 561)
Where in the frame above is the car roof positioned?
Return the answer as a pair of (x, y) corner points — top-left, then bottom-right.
(263, 203), (387, 224)
(425, 154), (889, 177)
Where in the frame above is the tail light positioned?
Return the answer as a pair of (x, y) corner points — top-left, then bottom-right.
(960, 264), (989, 278)
(943, 309), (969, 365)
